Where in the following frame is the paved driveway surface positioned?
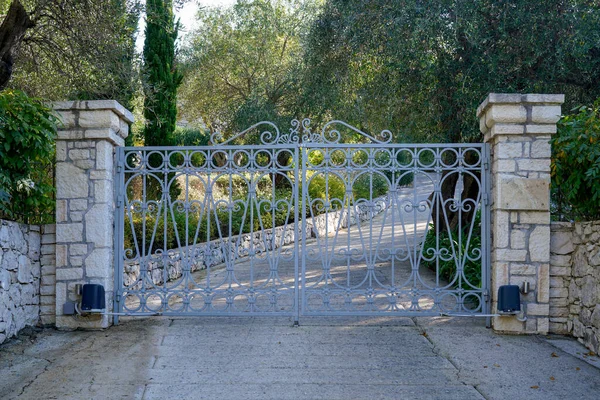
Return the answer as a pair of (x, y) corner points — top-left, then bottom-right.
(1, 316), (599, 399)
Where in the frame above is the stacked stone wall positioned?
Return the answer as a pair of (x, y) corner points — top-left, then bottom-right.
(39, 224), (56, 326)
(0, 220), (41, 344)
(549, 221), (600, 353)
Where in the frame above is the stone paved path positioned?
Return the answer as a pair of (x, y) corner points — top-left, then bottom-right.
(1, 316), (600, 399)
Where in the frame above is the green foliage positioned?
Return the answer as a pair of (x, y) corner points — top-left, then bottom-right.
(5, 0), (140, 107)
(143, 0), (183, 198)
(305, 173), (345, 210)
(352, 174), (388, 201)
(172, 126), (211, 146)
(302, 149), (392, 213)
(304, 172), (389, 213)
(303, 0), (600, 144)
(124, 185), (296, 254)
(0, 89), (57, 224)
(143, 0), (182, 148)
(421, 210), (482, 289)
(179, 0), (321, 138)
(551, 101), (600, 221)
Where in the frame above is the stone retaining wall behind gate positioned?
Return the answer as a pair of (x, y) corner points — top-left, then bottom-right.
(123, 198), (389, 289)
(549, 220), (600, 353)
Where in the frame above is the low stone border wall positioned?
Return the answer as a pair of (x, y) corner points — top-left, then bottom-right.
(0, 220), (42, 344)
(123, 198), (390, 289)
(39, 225), (56, 326)
(549, 220), (600, 353)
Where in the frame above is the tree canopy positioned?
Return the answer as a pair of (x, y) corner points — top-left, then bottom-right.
(179, 0), (321, 139)
(2, 0), (599, 146)
(0, 0), (140, 108)
(302, 0), (600, 143)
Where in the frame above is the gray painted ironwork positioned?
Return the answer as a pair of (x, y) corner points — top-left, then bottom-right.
(114, 119), (490, 322)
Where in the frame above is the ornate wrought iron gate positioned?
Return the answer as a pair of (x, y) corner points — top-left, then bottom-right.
(114, 120), (490, 323)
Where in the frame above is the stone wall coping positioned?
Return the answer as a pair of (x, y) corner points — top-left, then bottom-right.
(52, 100), (134, 125)
(477, 93), (565, 118)
(550, 221), (575, 231)
(1, 218), (39, 230)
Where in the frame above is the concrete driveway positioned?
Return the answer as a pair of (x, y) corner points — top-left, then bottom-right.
(1, 316), (599, 399)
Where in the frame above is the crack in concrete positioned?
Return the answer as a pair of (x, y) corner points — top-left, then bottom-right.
(15, 356), (53, 398)
(412, 317), (489, 400)
(141, 383), (149, 400)
(8, 332), (99, 399)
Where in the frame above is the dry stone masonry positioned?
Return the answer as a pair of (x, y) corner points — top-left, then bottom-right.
(0, 220), (41, 344)
(53, 101), (133, 329)
(549, 221), (600, 354)
(478, 93), (564, 334)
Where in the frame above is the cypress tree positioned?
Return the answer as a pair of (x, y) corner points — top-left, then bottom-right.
(142, 0), (182, 149)
(142, 0), (182, 199)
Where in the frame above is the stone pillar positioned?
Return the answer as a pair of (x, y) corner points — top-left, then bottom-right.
(478, 93), (563, 334)
(53, 101), (133, 329)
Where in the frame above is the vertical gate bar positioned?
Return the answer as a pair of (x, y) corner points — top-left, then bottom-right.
(113, 147), (125, 325)
(483, 143), (492, 325)
(294, 144), (300, 324)
(300, 145), (307, 317)
(141, 155), (150, 312)
(163, 150), (168, 313)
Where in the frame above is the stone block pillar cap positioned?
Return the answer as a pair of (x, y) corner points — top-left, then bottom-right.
(477, 93), (565, 118)
(52, 100), (134, 125)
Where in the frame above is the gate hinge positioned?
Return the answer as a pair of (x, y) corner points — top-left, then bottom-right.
(116, 194), (124, 208)
(116, 157), (124, 173)
(482, 193), (489, 205)
(483, 290), (490, 302)
(116, 293), (122, 303)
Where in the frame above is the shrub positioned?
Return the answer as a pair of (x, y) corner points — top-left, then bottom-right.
(551, 101), (600, 221)
(124, 186), (297, 255)
(352, 173), (389, 201)
(0, 90), (57, 224)
(172, 126), (211, 146)
(303, 149), (393, 213)
(421, 210), (482, 290)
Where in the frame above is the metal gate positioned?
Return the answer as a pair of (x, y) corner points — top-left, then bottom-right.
(114, 120), (490, 323)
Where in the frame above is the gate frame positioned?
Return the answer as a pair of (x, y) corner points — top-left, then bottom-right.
(113, 119), (491, 324)
(299, 139), (491, 318)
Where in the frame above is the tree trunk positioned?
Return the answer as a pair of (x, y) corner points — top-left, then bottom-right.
(0, 0), (34, 89)
(429, 150), (481, 234)
(274, 151), (292, 189)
